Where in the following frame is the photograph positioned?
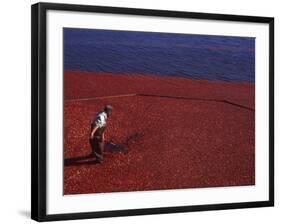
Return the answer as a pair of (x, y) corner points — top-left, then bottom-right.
(63, 28), (255, 195)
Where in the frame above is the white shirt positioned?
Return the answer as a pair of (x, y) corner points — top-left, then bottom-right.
(94, 112), (107, 128)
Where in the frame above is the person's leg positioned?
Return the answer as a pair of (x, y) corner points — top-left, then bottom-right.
(98, 141), (104, 161)
(89, 137), (104, 163)
(94, 140), (104, 163)
(89, 138), (95, 156)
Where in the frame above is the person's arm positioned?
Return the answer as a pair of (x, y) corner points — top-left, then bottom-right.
(102, 132), (105, 142)
(90, 126), (98, 139)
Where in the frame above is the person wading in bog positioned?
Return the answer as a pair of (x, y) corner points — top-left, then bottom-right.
(90, 105), (113, 163)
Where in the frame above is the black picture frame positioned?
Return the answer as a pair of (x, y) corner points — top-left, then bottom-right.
(31, 2), (274, 222)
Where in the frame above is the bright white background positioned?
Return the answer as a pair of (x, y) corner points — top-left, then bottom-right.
(0, 0), (279, 223)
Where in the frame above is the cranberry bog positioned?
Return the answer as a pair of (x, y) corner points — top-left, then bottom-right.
(63, 71), (255, 195)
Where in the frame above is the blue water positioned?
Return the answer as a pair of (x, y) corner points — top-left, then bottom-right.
(64, 28), (255, 83)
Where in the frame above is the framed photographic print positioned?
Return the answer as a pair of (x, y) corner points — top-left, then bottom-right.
(31, 2), (274, 222)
